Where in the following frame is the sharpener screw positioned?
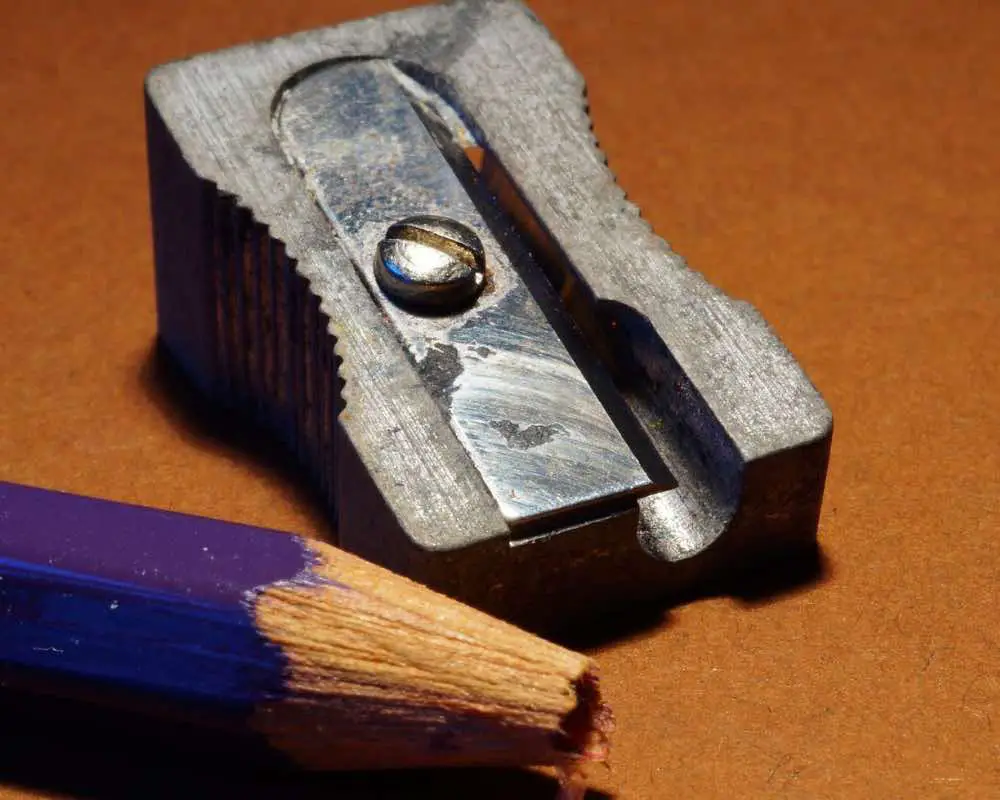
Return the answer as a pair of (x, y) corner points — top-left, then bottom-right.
(376, 215), (486, 312)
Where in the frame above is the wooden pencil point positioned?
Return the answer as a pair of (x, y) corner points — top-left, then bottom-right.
(251, 540), (613, 770)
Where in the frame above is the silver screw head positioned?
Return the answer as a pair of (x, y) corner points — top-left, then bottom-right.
(375, 215), (486, 311)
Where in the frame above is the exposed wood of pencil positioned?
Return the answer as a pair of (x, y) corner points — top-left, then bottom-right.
(253, 539), (612, 770)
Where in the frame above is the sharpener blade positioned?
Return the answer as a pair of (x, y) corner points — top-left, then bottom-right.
(275, 58), (656, 529)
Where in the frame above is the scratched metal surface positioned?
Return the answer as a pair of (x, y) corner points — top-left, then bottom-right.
(145, 1), (830, 609)
(2, 0), (998, 797)
(275, 57), (652, 525)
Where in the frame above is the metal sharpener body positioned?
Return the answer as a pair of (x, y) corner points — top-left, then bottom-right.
(146, 0), (832, 629)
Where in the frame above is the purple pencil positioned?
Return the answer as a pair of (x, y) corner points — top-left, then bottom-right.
(0, 481), (611, 773)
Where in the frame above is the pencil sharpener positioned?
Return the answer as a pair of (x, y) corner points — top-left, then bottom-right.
(145, 0), (832, 628)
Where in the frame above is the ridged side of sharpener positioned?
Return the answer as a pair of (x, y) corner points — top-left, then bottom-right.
(147, 93), (343, 517)
(212, 192), (344, 516)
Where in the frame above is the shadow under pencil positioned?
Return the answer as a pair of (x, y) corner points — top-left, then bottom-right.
(0, 686), (610, 800)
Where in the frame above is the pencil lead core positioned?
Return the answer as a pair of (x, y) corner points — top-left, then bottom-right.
(558, 669), (614, 763)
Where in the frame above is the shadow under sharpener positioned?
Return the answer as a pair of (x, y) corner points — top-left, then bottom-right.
(145, 1), (832, 630)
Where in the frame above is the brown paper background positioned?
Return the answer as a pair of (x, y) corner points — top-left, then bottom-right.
(2, 0), (997, 797)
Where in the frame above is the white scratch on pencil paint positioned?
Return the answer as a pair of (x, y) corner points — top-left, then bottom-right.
(109, 600), (119, 610)
(32, 647), (64, 654)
